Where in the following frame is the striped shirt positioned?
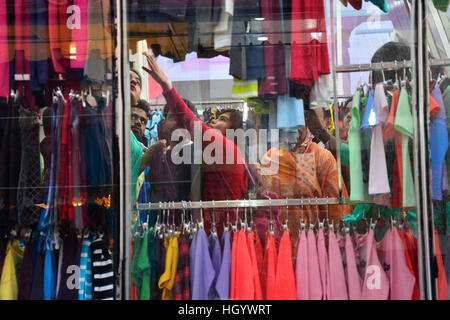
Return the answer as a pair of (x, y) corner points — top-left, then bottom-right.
(90, 238), (115, 300)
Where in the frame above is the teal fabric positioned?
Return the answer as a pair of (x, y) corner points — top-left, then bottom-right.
(131, 131), (143, 203)
(369, 0), (388, 13)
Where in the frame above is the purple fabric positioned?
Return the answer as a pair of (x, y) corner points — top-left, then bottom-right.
(191, 229), (215, 300)
(215, 231), (231, 299)
(208, 235), (222, 299)
(189, 232), (198, 292)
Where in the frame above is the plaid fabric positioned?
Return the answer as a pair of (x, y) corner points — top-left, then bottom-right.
(173, 234), (190, 300)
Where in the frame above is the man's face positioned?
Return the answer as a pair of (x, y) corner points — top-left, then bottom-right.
(131, 107), (148, 141)
(130, 71), (141, 107)
(158, 110), (178, 142)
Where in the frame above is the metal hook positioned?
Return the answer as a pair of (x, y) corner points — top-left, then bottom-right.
(283, 198), (289, 231)
(299, 198), (305, 232)
(269, 199), (274, 236)
(242, 200), (247, 230)
(381, 61), (386, 83)
(224, 200), (230, 233)
(198, 200), (204, 229)
(248, 203), (254, 232)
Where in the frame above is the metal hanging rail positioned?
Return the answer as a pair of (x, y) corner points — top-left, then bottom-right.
(334, 58), (450, 74)
(135, 197), (350, 211)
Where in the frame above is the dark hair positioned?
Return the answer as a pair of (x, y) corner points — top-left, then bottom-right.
(216, 108), (243, 130)
(134, 99), (150, 116)
(130, 68), (142, 84)
(163, 99), (199, 119)
(371, 41), (411, 85)
(42, 107), (52, 136)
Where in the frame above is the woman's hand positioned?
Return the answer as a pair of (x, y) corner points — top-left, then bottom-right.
(142, 52), (173, 93)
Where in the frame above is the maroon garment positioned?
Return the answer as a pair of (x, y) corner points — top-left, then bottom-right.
(258, 0), (287, 97)
(290, 0), (330, 88)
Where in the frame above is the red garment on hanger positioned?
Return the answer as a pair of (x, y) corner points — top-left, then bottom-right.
(274, 230), (296, 300)
(434, 228), (449, 300)
(49, 0), (70, 73)
(254, 231), (264, 284)
(233, 229), (254, 300)
(348, 0), (363, 10)
(290, 0), (330, 88)
(59, 99), (74, 221)
(398, 228), (420, 300)
(430, 95), (440, 118)
(383, 90), (403, 208)
(264, 232), (278, 300)
(247, 231), (263, 300)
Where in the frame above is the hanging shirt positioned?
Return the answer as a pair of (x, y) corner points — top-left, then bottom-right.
(191, 229), (215, 300)
(173, 233), (190, 300)
(306, 229), (323, 300)
(48, 0), (69, 74)
(296, 230), (309, 299)
(434, 228), (449, 300)
(247, 231), (263, 300)
(78, 237), (93, 300)
(43, 246), (56, 300)
(158, 234), (179, 300)
(290, 0), (330, 88)
(232, 229), (254, 300)
(348, 89), (369, 202)
(231, 78), (259, 99)
(213, 0), (233, 51)
(378, 227), (415, 300)
(56, 233), (81, 300)
(276, 95), (305, 131)
(360, 229), (389, 300)
(369, 0), (388, 12)
(216, 231), (231, 300)
(429, 85), (449, 201)
(0, 0), (8, 98)
(383, 90), (404, 208)
(0, 240), (24, 300)
(366, 85), (390, 196)
(398, 228), (420, 300)
(394, 86), (417, 207)
(317, 227), (330, 300)
(132, 230), (151, 300)
(328, 231), (348, 300)
(345, 232), (362, 300)
(208, 234), (222, 300)
(274, 230), (296, 299)
(90, 238), (114, 300)
(264, 233), (278, 300)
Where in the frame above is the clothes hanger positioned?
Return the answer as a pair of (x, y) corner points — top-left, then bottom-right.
(247, 204), (254, 233)
(282, 198), (289, 232)
(198, 200), (204, 230)
(232, 206), (239, 233)
(299, 198), (306, 233)
(224, 200), (230, 233)
(241, 201), (248, 232)
(269, 199), (274, 237)
(211, 200), (218, 238)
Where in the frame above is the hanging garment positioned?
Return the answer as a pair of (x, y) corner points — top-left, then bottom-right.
(208, 234), (222, 300)
(274, 230), (296, 299)
(306, 229), (323, 299)
(367, 85), (390, 197)
(328, 231), (348, 300)
(0, 240), (24, 300)
(131, 131), (143, 203)
(398, 227), (420, 300)
(317, 227), (330, 300)
(43, 246), (56, 300)
(48, 0), (70, 74)
(296, 229), (308, 300)
(78, 236), (93, 300)
(360, 229), (389, 300)
(348, 0), (363, 9)
(254, 231), (264, 286)
(71, 0), (88, 68)
(383, 90), (403, 208)
(258, 0), (287, 97)
(173, 233), (190, 300)
(434, 228), (449, 300)
(247, 231), (263, 300)
(131, 230), (151, 300)
(345, 232), (362, 300)
(395, 86), (417, 207)
(0, 99), (22, 234)
(216, 231), (231, 300)
(213, 0), (234, 52)
(264, 232), (278, 300)
(71, 99), (84, 229)
(148, 230), (159, 300)
(432, 0), (450, 11)
(56, 233), (81, 300)
(290, 0), (330, 88)
(369, 0), (388, 12)
(232, 229), (255, 300)
(229, 0), (265, 80)
(231, 78), (259, 99)
(159, 234), (179, 300)
(429, 85), (449, 201)
(16, 106), (42, 228)
(378, 227), (415, 300)
(276, 95), (305, 131)
(191, 229), (215, 300)
(348, 89), (369, 202)
(17, 239), (32, 300)
(0, 0), (8, 98)
(310, 75), (333, 109)
(189, 231), (198, 296)
(90, 238), (114, 300)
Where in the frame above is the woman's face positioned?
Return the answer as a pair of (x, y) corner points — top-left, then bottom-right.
(210, 112), (233, 135)
(343, 101), (353, 133)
